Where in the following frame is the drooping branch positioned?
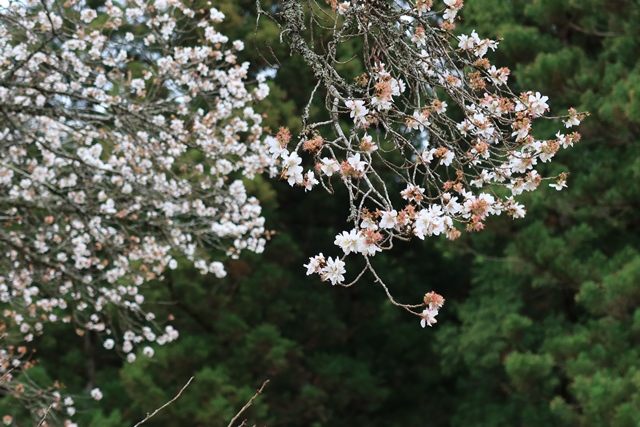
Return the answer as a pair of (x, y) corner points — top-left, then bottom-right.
(267, 0), (585, 327)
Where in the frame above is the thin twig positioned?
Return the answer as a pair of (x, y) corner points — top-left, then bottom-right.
(133, 376), (195, 427)
(36, 403), (55, 427)
(227, 379), (270, 427)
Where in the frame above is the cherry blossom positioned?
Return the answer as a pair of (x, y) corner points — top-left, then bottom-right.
(379, 211), (398, 229)
(90, 388), (103, 401)
(0, 0), (277, 419)
(269, 0), (584, 329)
(420, 307), (439, 328)
(321, 257), (346, 285)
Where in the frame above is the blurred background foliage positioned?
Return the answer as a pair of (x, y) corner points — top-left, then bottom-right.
(3, 0), (640, 425)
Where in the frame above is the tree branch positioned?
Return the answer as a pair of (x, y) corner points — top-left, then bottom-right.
(133, 376), (195, 427)
(227, 379), (270, 427)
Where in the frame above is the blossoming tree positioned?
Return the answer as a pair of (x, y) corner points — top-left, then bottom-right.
(266, 0), (584, 328)
(0, 0), (584, 423)
(0, 0), (275, 421)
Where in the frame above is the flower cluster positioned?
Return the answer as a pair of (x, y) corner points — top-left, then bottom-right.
(0, 0), (276, 420)
(421, 291), (445, 327)
(274, 0), (584, 324)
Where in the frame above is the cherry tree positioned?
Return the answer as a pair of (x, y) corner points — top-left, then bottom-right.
(0, 0), (277, 422)
(266, 0), (584, 328)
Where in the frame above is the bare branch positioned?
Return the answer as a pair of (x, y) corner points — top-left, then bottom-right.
(133, 376), (195, 427)
(227, 379), (270, 427)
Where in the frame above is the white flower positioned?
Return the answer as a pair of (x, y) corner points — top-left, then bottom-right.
(304, 253), (325, 275)
(549, 179), (567, 191)
(321, 257), (346, 285)
(209, 7), (225, 22)
(439, 148), (455, 166)
(347, 153), (367, 173)
(415, 0), (431, 14)
(407, 110), (428, 131)
(80, 9), (97, 23)
(556, 132), (574, 148)
(504, 198), (526, 218)
(564, 108), (581, 128)
(360, 134), (378, 153)
(303, 170), (318, 191)
(334, 229), (365, 255)
(564, 116), (580, 128)
(401, 184), (425, 202)
(462, 192), (498, 220)
(155, 0), (169, 11)
(379, 210), (398, 229)
(528, 92), (549, 117)
(358, 238), (381, 256)
(337, 1), (351, 15)
(210, 261), (227, 278)
(266, 136), (287, 158)
(412, 27), (427, 47)
(414, 205), (445, 239)
(420, 307), (439, 327)
(371, 95), (392, 111)
(345, 99), (369, 126)
(233, 40), (245, 51)
(90, 388), (103, 401)
(488, 66), (509, 85)
(360, 217), (378, 230)
(433, 100), (447, 114)
(282, 152), (304, 186)
(443, 1), (460, 21)
(320, 158), (341, 176)
(441, 193), (462, 215)
(333, 227), (379, 255)
(421, 148), (435, 164)
(458, 33), (477, 50)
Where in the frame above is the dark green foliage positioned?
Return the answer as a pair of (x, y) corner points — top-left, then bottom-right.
(436, 1), (640, 425)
